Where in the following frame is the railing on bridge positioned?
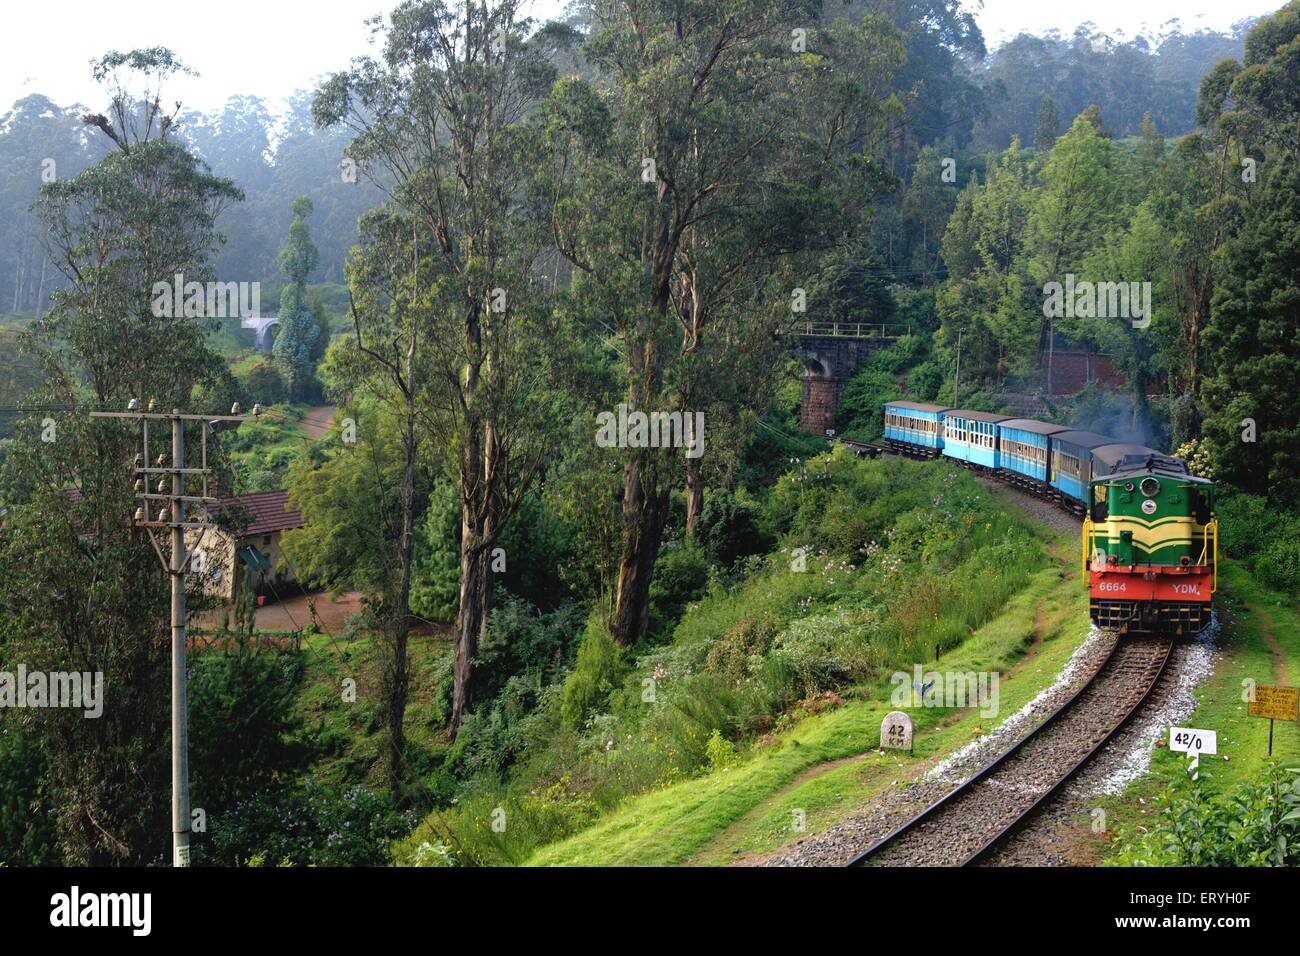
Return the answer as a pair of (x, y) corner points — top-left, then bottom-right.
(796, 321), (911, 338)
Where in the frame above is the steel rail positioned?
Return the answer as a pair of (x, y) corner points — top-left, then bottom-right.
(843, 637), (1173, 867)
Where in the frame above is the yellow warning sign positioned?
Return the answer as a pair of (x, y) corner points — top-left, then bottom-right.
(1248, 685), (1299, 722)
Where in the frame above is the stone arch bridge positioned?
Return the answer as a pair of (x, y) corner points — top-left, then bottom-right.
(792, 324), (902, 434)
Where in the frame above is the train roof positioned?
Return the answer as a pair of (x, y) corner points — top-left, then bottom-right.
(946, 409), (1012, 423)
(1094, 449), (1208, 483)
(1052, 430), (1116, 450)
(1091, 443), (1160, 468)
(998, 418), (1070, 436)
(884, 401), (952, 413)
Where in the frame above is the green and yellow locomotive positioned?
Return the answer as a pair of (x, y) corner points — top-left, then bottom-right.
(1083, 450), (1217, 636)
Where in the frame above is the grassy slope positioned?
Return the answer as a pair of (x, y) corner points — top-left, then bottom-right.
(527, 552), (1090, 866)
(526, 494), (1300, 867)
(690, 569), (1088, 864)
(295, 627), (452, 791)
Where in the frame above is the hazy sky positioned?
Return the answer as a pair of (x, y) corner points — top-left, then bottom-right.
(0, 0), (1286, 116)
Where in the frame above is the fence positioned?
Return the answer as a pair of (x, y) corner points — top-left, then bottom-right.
(796, 321), (911, 338)
(187, 628), (304, 652)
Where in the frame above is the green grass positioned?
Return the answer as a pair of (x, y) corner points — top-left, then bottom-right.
(295, 627), (453, 791)
(688, 570), (1089, 864)
(526, 562), (1088, 866)
(1097, 560), (1300, 859)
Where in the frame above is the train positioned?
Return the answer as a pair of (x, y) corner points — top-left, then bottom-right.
(876, 401), (1218, 637)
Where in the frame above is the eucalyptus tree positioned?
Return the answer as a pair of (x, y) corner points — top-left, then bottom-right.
(1200, 0), (1300, 502)
(539, 1), (904, 642)
(0, 48), (240, 863)
(313, 0), (561, 745)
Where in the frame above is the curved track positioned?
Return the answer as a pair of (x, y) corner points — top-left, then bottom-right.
(843, 636), (1174, 867)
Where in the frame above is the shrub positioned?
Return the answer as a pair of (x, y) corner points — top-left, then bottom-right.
(395, 776), (599, 867)
(559, 620), (626, 728)
(705, 729), (737, 770)
(697, 489), (765, 567)
(1108, 764), (1300, 866)
(648, 542), (710, 637)
(207, 781), (419, 867)
(1217, 492), (1300, 592)
(835, 368), (903, 440)
(908, 360), (943, 401)
(189, 646), (310, 815)
(0, 720), (61, 864)
(240, 360), (286, 405)
(704, 613), (781, 684)
(410, 481), (460, 624)
(770, 609), (877, 697)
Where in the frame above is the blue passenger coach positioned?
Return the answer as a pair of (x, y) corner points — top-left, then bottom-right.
(998, 419), (1069, 488)
(883, 401), (951, 457)
(941, 410), (1009, 470)
(1050, 430), (1114, 507)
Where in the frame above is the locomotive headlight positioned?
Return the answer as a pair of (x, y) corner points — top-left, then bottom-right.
(1140, 477), (1161, 498)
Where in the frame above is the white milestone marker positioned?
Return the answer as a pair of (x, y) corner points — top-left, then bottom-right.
(1169, 727), (1217, 781)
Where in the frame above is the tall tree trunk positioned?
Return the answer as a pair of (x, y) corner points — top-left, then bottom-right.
(450, 417), (500, 738)
(450, 521), (491, 736)
(685, 452), (703, 538)
(386, 362), (416, 796)
(610, 452), (670, 644)
(35, 256), (47, 318)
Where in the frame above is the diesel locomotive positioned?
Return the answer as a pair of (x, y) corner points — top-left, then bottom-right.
(880, 401), (1217, 637)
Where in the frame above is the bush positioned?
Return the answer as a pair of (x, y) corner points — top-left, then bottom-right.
(1108, 764), (1300, 866)
(189, 646), (310, 815)
(697, 489), (765, 568)
(835, 368), (903, 440)
(559, 621), (626, 728)
(240, 360), (287, 405)
(474, 598), (585, 703)
(770, 609), (877, 697)
(648, 542), (710, 637)
(396, 776), (599, 867)
(908, 360), (943, 401)
(495, 493), (574, 609)
(207, 781), (419, 866)
(704, 613), (780, 684)
(0, 720), (61, 864)
(705, 729), (737, 770)
(410, 481), (460, 625)
(1217, 492), (1300, 593)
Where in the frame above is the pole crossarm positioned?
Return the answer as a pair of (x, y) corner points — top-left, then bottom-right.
(90, 411), (254, 423)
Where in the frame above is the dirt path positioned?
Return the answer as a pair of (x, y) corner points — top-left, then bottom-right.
(300, 405), (337, 440)
(254, 590), (361, 632)
(1248, 600), (1290, 685)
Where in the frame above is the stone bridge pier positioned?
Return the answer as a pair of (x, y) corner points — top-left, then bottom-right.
(794, 333), (895, 434)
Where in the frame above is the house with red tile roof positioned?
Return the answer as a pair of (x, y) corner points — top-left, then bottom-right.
(187, 489), (304, 602)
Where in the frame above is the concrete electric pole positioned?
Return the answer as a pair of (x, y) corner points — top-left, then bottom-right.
(91, 403), (253, 866)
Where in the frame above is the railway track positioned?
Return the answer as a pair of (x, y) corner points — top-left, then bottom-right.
(844, 635), (1174, 868)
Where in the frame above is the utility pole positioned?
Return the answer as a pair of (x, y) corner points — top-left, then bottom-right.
(169, 411), (188, 868)
(953, 327), (964, 407)
(1047, 316), (1054, 397)
(91, 402), (253, 866)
